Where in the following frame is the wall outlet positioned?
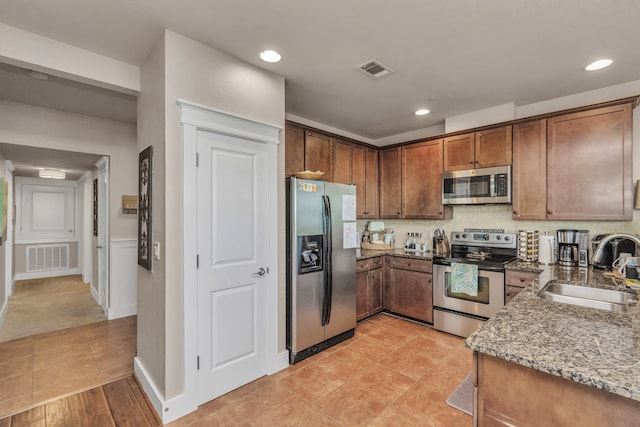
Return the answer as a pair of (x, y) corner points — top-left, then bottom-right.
(153, 241), (161, 260)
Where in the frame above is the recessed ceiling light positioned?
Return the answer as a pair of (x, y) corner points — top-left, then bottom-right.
(415, 109), (430, 116)
(260, 50), (281, 63)
(585, 59), (612, 71)
(28, 70), (49, 80)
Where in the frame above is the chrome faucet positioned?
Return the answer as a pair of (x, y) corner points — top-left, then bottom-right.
(591, 233), (640, 265)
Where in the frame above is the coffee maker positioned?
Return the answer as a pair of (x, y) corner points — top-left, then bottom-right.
(557, 229), (590, 267)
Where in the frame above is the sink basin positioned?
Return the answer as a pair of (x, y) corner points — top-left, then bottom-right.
(538, 282), (638, 312)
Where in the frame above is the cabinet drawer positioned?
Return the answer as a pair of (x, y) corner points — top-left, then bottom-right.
(505, 270), (539, 288)
(357, 257), (385, 272)
(388, 257), (432, 273)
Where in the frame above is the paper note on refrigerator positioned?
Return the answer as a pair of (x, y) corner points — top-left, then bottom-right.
(343, 222), (358, 249)
(342, 195), (356, 221)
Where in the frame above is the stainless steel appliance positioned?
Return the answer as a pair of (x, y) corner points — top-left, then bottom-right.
(557, 229), (590, 267)
(591, 234), (637, 270)
(286, 178), (357, 364)
(442, 165), (511, 205)
(433, 230), (517, 338)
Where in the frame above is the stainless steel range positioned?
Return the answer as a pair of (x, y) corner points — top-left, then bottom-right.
(433, 230), (517, 338)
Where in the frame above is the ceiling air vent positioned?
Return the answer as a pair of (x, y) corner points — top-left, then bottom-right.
(357, 59), (393, 79)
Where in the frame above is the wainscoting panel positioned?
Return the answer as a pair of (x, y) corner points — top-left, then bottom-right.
(109, 239), (137, 319)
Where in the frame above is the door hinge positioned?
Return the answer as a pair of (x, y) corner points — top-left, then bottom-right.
(196, 152), (199, 167)
(197, 356), (200, 370)
(196, 254), (199, 268)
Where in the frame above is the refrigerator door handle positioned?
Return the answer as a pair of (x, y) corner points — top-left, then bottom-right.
(325, 195), (333, 325)
(321, 195), (333, 326)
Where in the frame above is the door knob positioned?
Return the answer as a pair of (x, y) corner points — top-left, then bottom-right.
(254, 268), (266, 276)
(96, 245), (103, 249)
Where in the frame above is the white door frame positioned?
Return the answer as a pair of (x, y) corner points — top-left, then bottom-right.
(135, 100), (284, 424)
(95, 157), (109, 315)
(79, 171), (94, 298)
(4, 160), (14, 296)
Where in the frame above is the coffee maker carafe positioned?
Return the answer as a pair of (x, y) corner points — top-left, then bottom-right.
(557, 229), (590, 267)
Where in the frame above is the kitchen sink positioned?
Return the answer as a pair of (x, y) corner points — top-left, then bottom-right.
(538, 282), (638, 312)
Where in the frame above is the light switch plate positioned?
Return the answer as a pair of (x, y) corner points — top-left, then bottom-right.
(153, 241), (160, 260)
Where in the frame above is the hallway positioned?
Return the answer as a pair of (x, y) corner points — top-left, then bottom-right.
(0, 315), (136, 418)
(0, 275), (106, 343)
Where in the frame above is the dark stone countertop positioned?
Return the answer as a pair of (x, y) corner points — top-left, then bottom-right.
(466, 264), (640, 401)
(356, 248), (434, 261)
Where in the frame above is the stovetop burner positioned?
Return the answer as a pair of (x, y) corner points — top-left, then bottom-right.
(433, 230), (517, 271)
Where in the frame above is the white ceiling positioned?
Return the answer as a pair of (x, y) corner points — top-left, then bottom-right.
(0, 0), (639, 145)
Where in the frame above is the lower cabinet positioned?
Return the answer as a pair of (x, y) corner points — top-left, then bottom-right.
(356, 255), (434, 323)
(386, 257), (433, 323)
(356, 257), (384, 321)
(505, 269), (540, 304)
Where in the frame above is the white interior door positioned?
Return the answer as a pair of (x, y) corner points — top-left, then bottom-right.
(197, 130), (268, 403)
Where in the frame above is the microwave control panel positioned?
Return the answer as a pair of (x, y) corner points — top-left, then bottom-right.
(495, 173), (508, 196)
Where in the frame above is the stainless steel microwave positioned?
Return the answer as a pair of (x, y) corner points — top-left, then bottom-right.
(442, 165), (511, 205)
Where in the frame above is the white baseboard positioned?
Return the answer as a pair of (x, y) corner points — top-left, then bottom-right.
(273, 350), (290, 374)
(90, 284), (99, 304)
(0, 299), (7, 331)
(134, 357), (197, 424)
(14, 268), (80, 281)
(108, 304), (136, 320)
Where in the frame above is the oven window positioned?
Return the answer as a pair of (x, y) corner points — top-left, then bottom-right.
(443, 175), (491, 199)
(444, 271), (490, 304)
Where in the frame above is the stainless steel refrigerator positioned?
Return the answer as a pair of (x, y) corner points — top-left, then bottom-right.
(286, 178), (357, 364)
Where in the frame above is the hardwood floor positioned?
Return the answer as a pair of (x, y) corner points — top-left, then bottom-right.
(0, 316), (136, 418)
(0, 376), (159, 427)
(1, 313), (472, 426)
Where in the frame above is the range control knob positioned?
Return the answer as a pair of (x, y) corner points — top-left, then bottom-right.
(504, 236), (511, 241)
(496, 235), (502, 240)
(455, 234), (461, 239)
(462, 234), (468, 239)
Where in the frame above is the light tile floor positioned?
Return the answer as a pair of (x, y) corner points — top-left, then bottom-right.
(0, 315), (136, 418)
(170, 313), (473, 426)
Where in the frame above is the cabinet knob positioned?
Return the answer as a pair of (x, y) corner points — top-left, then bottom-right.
(397, 212), (400, 215)
(547, 210), (552, 215)
(520, 278), (526, 282)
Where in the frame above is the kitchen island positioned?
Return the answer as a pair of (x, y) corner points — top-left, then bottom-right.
(466, 265), (640, 426)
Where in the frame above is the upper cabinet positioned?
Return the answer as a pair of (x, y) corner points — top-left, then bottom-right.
(352, 145), (379, 218)
(546, 104), (633, 221)
(379, 147), (402, 218)
(332, 138), (352, 185)
(512, 120), (547, 220)
(443, 126), (512, 171)
(402, 140), (452, 219)
(284, 123), (305, 177)
(305, 131), (333, 181)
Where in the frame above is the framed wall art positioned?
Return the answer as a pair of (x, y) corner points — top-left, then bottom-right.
(138, 145), (153, 270)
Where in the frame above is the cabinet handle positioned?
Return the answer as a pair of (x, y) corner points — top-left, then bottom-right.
(397, 212), (400, 215)
(547, 210), (552, 215)
(520, 278), (526, 282)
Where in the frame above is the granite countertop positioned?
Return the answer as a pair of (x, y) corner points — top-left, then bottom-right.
(466, 265), (640, 401)
(356, 248), (434, 261)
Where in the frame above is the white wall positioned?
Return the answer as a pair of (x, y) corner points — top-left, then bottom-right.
(0, 101), (138, 239)
(136, 30), (285, 407)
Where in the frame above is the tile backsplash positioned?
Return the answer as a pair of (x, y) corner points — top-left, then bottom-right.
(358, 205), (639, 250)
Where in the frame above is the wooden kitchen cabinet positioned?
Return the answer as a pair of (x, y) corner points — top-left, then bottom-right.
(505, 269), (540, 304)
(476, 352), (640, 427)
(352, 145), (379, 218)
(512, 120), (547, 220)
(332, 138), (352, 184)
(284, 123), (305, 177)
(443, 126), (512, 171)
(402, 139), (452, 219)
(379, 147), (402, 218)
(546, 103), (633, 220)
(387, 258), (433, 323)
(356, 257), (384, 321)
(304, 131), (333, 181)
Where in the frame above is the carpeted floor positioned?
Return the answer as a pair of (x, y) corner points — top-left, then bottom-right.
(0, 275), (106, 342)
